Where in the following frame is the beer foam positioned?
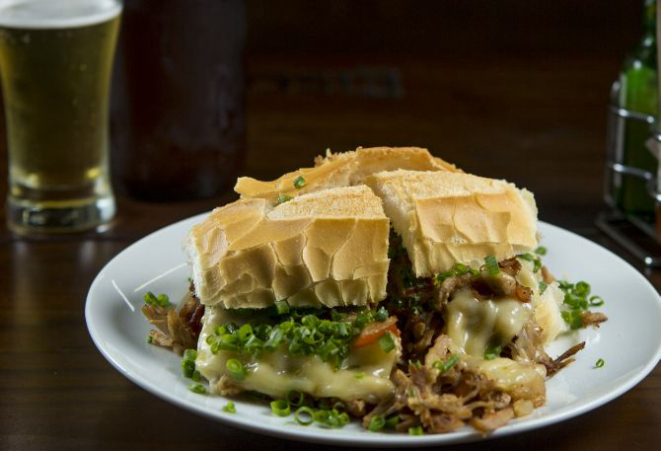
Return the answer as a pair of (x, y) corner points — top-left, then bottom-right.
(0, 0), (121, 29)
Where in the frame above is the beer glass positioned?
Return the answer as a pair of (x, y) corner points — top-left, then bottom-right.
(0, 0), (121, 233)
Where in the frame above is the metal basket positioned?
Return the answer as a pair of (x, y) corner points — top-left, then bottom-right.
(597, 80), (661, 266)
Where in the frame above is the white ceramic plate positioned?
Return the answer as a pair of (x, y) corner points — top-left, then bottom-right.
(86, 215), (661, 447)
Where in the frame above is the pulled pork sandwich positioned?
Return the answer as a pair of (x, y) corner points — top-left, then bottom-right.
(141, 147), (606, 435)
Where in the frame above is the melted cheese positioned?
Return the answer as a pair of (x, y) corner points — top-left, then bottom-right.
(516, 259), (568, 343)
(196, 306), (396, 403)
(445, 287), (532, 356)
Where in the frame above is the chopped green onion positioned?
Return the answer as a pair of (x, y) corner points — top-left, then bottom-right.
(226, 358), (247, 381)
(181, 358), (195, 378)
(276, 194), (293, 205)
(338, 412), (350, 426)
(275, 299), (290, 314)
(191, 370), (201, 382)
(409, 426), (424, 435)
(332, 401), (346, 412)
(561, 310), (584, 330)
(484, 344), (502, 361)
(533, 259), (542, 272)
(375, 306), (388, 322)
(294, 406), (315, 425)
(534, 246), (547, 255)
(368, 414), (386, 432)
(146, 335), (153, 344)
(222, 401), (236, 413)
(485, 255), (500, 276)
(156, 294), (170, 307)
(354, 372), (365, 379)
(378, 332), (396, 353)
(143, 291), (158, 306)
(589, 296), (604, 307)
(293, 175), (306, 189)
(205, 335), (216, 345)
(432, 354), (458, 373)
(595, 358), (605, 368)
(286, 390), (304, 407)
(385, 415), (400, 429)
(538, 281), (548, 295)
(183, 349), (197, 361)
(410, 360), (422, 369)
(270, 399), (291, 417)
(189, 383), (205, 394)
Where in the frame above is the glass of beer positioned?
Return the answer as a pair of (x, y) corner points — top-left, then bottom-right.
(0, 0), (121, 234)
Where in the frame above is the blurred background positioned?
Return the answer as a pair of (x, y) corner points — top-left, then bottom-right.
(0, 0), (646, 231)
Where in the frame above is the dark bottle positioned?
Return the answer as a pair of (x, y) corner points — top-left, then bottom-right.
(111, 0), (246, 201)
(611, 0), (658, 220)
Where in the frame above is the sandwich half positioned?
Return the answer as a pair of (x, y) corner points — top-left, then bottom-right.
(184, 185), (400, 404)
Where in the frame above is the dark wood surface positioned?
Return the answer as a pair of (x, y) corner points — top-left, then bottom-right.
(2, 2), (660, 448)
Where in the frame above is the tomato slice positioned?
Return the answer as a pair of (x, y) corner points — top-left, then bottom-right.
(352, 316), (399, 348)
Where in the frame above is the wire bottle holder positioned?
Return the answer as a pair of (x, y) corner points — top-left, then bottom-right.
(597, 80), (661, 266)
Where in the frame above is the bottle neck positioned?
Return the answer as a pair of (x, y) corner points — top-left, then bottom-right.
(643, 0), (656, 41)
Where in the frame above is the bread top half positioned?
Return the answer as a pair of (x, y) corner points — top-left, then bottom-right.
(185, 185), (390, 309)
(365, 170), (538, 277)
(234, 146), (460, 203)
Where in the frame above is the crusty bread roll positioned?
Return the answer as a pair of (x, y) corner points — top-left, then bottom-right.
(185, 185), (390, 309)
(234, 146), (459, 203)
(364, 170), (538, 277)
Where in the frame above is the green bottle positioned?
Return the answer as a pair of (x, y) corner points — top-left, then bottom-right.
(614, 0), (658, 220)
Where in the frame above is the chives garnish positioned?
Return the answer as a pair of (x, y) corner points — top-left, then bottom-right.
(368, 415), (386, 432)
(226, 358), (247, 381)
(143, 291), (158, 306)
(484, 344), (502, 361)
(409, 426), (424, 435)
(276, 194), (293, 205)
(156, 294), (170, 307)
(191, 370), (201, 382)
(375, 306), (388, 322)
(432, 354), (458, 373)
(189, 383), (206, 394)
(222, 401), (236, 413)
(534, 246), (547, 255)
(595, 358), (605, 368)
(270, 399), (291, 417)
(589, 296), (605, 307)
(539, 281), (548, 295)
(286, 390), (304, 407)
(275, 299), (290, 314)
(146, 335), (153, 344)
(385, 415), (400, 430)
(378, 332), (396, 353)
(354, 372), (365, 379)
(293, 175), (306, 189)
(183, 349), (197, 361)
(294, 406), (315, 425)
(332, 401), (346, 412)
(485, 255), (499, 276)
(181, 358), (195, 378)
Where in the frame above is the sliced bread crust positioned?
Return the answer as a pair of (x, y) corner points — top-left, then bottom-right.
(365, 170), (538, 276)
(234, 146), (460, 202)
(185, 186), (390, 309)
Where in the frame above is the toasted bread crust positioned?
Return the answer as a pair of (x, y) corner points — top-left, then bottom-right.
(234, 146), (460, 202)
(185, 186), (390, 308)
(365, 170), (538, 276)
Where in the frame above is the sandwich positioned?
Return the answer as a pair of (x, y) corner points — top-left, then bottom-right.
(141, 146), (607, 434)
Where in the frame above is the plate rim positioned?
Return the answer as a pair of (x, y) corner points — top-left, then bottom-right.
(85, 217), (661, 447)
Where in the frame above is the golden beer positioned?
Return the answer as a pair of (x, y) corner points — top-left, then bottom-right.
(0, 0), (121, 233)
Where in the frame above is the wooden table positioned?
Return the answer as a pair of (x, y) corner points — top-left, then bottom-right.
(1, 52), (660, 450)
